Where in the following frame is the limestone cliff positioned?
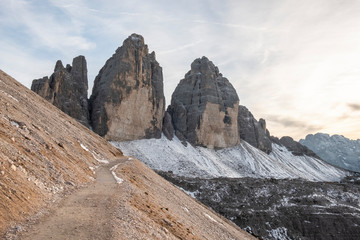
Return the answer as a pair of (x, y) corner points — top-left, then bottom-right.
(31, 56), (89, 127)
(89, 34), (165, 141)
(168, 57), (240, 148)
(238, 105), (272, 154)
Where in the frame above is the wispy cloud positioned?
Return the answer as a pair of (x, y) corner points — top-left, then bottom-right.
(1, 0), (360, 140)
(158, 40), (204, 55)
(347, 103), (360, 111)
(266, 115), (323, 133)
(2, 0), (95, 52)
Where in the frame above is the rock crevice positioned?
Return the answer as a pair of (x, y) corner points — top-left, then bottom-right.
(238, 105), (272, 154)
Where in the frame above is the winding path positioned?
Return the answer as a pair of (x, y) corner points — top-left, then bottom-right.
(20, 158), (126, 240)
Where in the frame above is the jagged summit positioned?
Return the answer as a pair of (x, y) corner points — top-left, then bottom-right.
(89, 33), (165, 141)
(300, 133), (360, 172)
(29, 36), (318, 158)
(31, 55), (90, 127)
(54, 60), (64, 72)
(166, 56), (240, 149)
(238, 105), (272, 154)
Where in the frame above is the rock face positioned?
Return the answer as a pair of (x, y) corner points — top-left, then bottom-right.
(168, 57), (240, 149)
(271, 136), (320, 158)
(162, 110), (174, 140)
(238, 105), (272, 154)
(300, 133), (360, 172)
(31, 56), (90, 127)
(89, 33), (165, 141)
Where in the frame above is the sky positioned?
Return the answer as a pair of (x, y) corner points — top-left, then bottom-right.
(1, 0), (360, 141)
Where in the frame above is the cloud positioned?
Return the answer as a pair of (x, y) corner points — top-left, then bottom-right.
(158, 40), (204, 55)
(266, 114), (323, 133)
(2, 0), (360, 141)
(347, 103), (360, 111)
(2, 0), (95, 53)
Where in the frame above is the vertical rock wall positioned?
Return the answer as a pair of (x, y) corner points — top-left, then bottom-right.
(31, 56), (90, 127)
(238, 105), (272, 153)
(89, 34), (165, 141)
(168, 57), (240, 149)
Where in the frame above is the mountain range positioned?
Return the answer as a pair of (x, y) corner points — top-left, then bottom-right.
(300, 133), (360, 173)
(3, 33), (359, 239)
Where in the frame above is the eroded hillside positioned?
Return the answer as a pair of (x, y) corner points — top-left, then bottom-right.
(0, 70), (122, 235)
(0, 70), (254, 239)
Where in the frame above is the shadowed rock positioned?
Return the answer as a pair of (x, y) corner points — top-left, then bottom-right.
(169, 57), (240, 148)
(238, 105), (272, 154)
(162, 110), (174, 140)
(89, 33), (165, 141)
(31, 56), (90, 127)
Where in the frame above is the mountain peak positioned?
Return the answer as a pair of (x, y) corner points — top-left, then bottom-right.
(31, 56), (90, 127)
(167, 57), (240, 149)
(54, 60), (64, 72)
(90, 33), (165, 141)
(300, 133), (360, 172)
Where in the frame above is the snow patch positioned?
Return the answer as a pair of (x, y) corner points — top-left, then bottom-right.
(80, 143), (89, 152)
(93, 155), (109, 164)
(176, 186), (199, 198)
(110, 164), (123, 184)
(80, 143), (109, 164)
(243, 226), (253, 234)
(0, 90), (18, 102)
(266, 227), (290, 240)
(10, 120), (19, 128)
(204, 213), (217, 223)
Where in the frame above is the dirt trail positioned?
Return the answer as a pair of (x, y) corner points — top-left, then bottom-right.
(19, 158), (127, 240)
(12, 156), (256, 240)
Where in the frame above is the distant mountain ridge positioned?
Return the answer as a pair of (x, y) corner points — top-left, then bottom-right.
(300, 133), (360, 173)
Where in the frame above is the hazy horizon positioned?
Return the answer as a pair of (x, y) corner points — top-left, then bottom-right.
(1, 0), (360, 141)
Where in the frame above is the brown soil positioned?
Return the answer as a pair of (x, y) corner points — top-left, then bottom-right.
(0, 70), (122, 236)
(16, 158), (126, 240)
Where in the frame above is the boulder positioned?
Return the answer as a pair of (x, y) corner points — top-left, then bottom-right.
(238, 105), (272, 154)
(89, 33), (165, 141)
(31, 56), (90, 127)
(169, 57), (240, 148)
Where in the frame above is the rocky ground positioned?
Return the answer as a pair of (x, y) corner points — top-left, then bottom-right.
(0, 70), (121, 235)
(159, 172), (360, 240)
(6, 158), (255, 240)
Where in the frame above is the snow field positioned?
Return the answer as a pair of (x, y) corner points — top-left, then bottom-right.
(111, 135), (349, 182)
